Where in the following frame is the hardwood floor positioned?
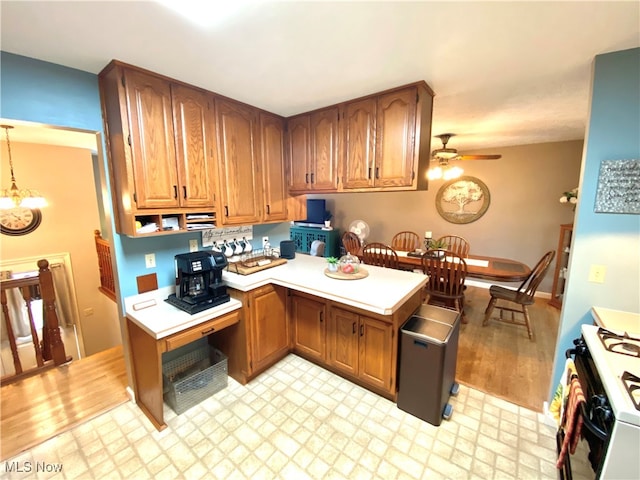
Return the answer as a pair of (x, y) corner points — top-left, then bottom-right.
(456, 285), (559, 412)
(0, 344), (128, 461)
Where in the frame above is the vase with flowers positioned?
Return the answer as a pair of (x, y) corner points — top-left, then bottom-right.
(560, 188), (578, 211)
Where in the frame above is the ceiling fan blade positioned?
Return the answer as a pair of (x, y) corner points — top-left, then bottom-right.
(458, 154), (502, 160)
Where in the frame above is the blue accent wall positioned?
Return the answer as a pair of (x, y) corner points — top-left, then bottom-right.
(549, 48), (640, 398)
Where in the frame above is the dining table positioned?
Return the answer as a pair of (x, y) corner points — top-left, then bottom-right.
(386, 251), (532, 283)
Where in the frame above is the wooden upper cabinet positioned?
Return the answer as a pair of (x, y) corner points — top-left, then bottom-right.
(309, 107), (339, 191)
(215, 98), (262, 225)
(342, 98), (377, 189)
(259, 112), (288, 222)
(374, 87), (417, 188)
(172, 84), (217, 208)
(287, 107), (339, 192)
(287, 82), (433, 193)
(124, 69), (180, 208)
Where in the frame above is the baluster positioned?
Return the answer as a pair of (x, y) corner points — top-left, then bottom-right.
(0, 288), (23, 375)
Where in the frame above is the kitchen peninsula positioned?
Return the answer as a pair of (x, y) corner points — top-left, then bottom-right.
(125, 254), (427, 430)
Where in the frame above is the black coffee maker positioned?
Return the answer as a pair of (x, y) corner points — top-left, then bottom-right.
(166, 251), (230, 314)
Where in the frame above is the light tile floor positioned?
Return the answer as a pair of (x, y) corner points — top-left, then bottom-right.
(1, 354), (558, 479)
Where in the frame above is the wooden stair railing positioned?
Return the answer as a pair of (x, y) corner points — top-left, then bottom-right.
(94, 230), (116, 301)
(0, 259), (71, 385)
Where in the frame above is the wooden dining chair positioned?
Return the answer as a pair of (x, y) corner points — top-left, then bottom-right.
(341, 231), (362, 255)
(482, 250), (555, 340)
(421, 250), (468, 322)
(391, 231), (421, 252)
(435, 235), (470, 257)
(361, 243), (399, 269)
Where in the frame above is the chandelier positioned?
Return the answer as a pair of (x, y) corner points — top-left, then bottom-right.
(0, 125), (47, 209)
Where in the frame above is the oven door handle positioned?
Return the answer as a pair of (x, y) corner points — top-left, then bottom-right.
(580, 403), (608, 441)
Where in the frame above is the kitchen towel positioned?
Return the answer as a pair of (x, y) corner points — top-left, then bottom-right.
(556, 374), (586, 469)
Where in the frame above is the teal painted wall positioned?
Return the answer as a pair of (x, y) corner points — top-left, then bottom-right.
(549, 48), (640, 398)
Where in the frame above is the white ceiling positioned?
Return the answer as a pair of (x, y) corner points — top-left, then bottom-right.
(1, 1), (639, 153)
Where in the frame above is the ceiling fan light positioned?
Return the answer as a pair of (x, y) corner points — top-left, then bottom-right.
(432, 148), (458, 160)
(443, 165), (464, 180)
(427, 166), (443, 180)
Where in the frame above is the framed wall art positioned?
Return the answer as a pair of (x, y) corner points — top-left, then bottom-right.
(436, 176), (490, 224)
(594, 159), (640, 214)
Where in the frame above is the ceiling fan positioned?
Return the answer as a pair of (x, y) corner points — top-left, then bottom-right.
(428, 133), (501, 180)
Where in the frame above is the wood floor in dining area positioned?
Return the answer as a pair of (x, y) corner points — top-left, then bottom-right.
(0, 344), (129, 461)
(455, 285), (560, 413)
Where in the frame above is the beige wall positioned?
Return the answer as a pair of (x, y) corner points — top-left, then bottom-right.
(0, 141), (120, 356)
(316, 140), (583, 292)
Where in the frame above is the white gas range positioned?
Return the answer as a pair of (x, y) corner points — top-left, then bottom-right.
(573, 323), (640, 479)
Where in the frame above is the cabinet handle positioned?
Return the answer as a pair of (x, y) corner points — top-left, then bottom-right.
(311, 173), (315, 184)
(360, 324), (364, 337)
(320, 312), (323, 323)
(201, 327), (215, 335)
(305, 173), (309, 184)
(224, 206), (229, 217)
(173, 185), (178, 199)
(352, 322), (356, 334)
(368, 167), (372, 179)
(375, 167), (379, 179)
(266, 204), (270, 214)
(183, 186), (187, 199)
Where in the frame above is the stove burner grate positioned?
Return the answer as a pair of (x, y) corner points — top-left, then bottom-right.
(597, 328), (640, 358)
(621, 371), (640, 411)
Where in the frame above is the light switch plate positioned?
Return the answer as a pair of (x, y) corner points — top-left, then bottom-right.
(588, 264), (606, 283)
(145, 253), (156, 269)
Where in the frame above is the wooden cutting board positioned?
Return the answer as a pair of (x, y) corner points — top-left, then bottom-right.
(227, 257), (287, 275)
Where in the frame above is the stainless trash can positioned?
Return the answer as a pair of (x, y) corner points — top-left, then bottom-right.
(397, 304), (461, 426)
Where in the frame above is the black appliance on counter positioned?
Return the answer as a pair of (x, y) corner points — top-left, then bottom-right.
(166, 251), (230, 314)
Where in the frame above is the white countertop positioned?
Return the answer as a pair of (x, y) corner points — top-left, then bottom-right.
(124, 285), (242, 339)
(591, 306), (640, 334)
(222, 254), (427, 316)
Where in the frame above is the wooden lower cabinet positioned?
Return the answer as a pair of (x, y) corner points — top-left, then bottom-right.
(328, 306), (394, 392)
(249, 284), (289, 373)
(290, 292), (326, 363)
(218, 284), (288, 383)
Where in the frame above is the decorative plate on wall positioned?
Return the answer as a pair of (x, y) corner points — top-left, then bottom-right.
(436, 176), (490, 224)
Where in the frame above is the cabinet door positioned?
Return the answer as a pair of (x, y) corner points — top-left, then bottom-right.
(250, 285), (289, 373)
(287, 115), (311, 191)
(375, 88), (417, 188)
(124, 69), (179, 208)
(260, 112), (288, 222)
(310, 107), (340, 191)
(172, 85), (216, 208)
(215, 99), (262, 225)
(342, 98), (377, 189)
(291, 294), (325, 362)
(327, 307), (359, 376)
(358, 316), (393, 391)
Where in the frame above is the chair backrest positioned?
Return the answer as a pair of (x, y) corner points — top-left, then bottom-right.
(421, 250), (468, 299)
(435, 235), (470, 257)
(342, 231), (362, 255)
(391, 231), (421, 252)
(361, 242), (399, 269)
(518, 250), (556, 298)
(309, 240), (326, 257)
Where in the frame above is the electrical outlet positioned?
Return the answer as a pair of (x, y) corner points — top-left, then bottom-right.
(189, 239), (198, 252)
(588, 264), (606, 283)
(145, 253), (156, 269)
(262, 236), (269, 246)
